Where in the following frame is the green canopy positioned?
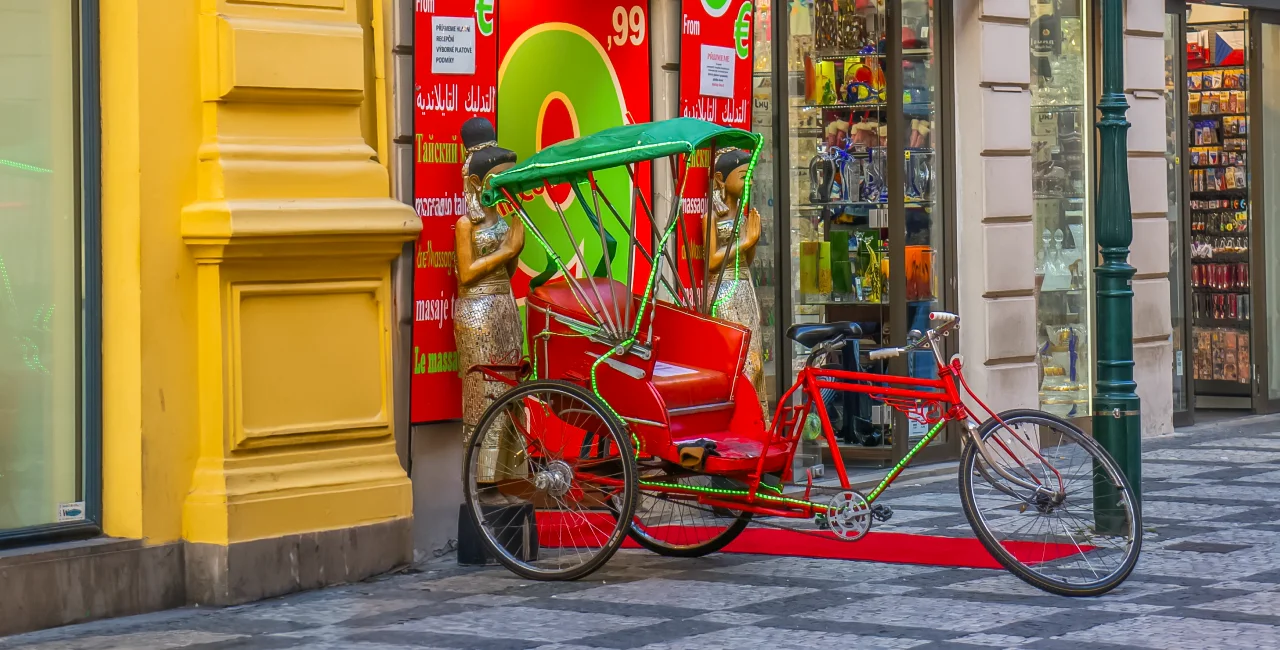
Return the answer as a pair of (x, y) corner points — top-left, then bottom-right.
(482, 118), (761, 205)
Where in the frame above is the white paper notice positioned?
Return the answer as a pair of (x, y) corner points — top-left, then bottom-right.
(432, 16), (476, 76)
(699, 44), (735, 99)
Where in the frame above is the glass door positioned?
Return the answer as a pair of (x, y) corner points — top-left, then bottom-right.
(1186, 10), (1253, 410)
(1252, 10), (1280, 412)
(780, 0), (953, 465)
(1167, 1), (1194, 425)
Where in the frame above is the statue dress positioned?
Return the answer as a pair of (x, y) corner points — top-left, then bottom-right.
(456, 211), (525, 483)
(712, 214), (766, 403)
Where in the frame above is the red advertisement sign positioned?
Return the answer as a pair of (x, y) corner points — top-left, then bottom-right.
(410, 0), (498, 423)
(496, 1), (653, 303)
(677, 0), (754, 296)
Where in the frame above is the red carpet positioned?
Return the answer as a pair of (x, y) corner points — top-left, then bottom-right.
(536, 513), (1089, 570)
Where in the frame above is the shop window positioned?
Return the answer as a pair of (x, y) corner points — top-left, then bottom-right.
(1030, 0), (1092, 421)
(783, 0), (948, 461)
(0, 1), (93, 536)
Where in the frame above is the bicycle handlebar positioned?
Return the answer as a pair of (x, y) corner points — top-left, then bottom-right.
(868, 347), (902, 361)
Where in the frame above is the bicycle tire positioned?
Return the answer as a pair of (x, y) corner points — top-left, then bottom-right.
(622, 474), (753, 557)
(462, 379), (638, 581)
(958, 409), (1142, 597)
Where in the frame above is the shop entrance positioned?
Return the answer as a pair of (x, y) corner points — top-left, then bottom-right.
(1169, 1), (1280, 423)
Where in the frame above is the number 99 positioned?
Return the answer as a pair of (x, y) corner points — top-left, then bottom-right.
(612, 5), (646, 48)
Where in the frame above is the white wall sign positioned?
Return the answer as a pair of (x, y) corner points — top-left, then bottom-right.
(699, 44), (735, 99)
(432, 16), (476, 75)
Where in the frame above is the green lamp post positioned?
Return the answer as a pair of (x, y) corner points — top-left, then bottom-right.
(1093, 0), (1142, 518)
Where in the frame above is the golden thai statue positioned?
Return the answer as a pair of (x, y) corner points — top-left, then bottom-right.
(707, 147), (766, 405)
(455, 117), (525, 484)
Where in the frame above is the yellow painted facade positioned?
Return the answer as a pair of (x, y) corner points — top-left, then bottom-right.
(100, 0), (417, 546)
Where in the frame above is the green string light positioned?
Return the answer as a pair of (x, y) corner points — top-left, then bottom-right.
(639, 479), (820, 509)
(866, 418), (948, 503)
(0, 159), (52, 174)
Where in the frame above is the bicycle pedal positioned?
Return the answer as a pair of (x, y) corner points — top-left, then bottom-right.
(871, 504), (893, 522)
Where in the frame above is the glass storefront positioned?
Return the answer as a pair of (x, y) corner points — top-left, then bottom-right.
(1030, 0), (1093, 423)
(1167, 3), (1280, 416)
(0, 1), (91, 535)
(780, 0), (950, 462)
(753, 0), (780, 406)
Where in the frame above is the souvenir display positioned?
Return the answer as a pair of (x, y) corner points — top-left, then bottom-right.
(1032, 0), (1091, 418)
(1186, 20), (1251, 390)
(787, 0), (943, 450)
(454, 117), (527, 484)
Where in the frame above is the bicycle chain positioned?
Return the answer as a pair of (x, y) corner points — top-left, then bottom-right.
(631, 483), (885, 543)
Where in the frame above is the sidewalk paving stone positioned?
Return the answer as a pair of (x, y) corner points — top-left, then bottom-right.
(7, 417), (1280, 648)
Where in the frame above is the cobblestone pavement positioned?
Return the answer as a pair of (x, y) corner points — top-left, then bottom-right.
(9, 415), (1280, 649)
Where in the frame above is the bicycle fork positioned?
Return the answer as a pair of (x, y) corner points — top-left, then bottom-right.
(962, 419), (1064, 507)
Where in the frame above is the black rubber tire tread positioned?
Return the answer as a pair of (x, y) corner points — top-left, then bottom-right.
(462, 379), (638, 581)
(958, 409), (1142, 597)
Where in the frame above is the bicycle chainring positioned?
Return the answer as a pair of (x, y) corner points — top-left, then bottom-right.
(825, 490), (872, 541)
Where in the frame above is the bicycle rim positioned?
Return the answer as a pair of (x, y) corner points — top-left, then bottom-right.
(960, 410), (1141, 596)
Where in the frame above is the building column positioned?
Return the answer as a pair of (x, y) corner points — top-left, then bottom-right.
(179, 0), (419, 604)
(1124, 0), (1175, 436)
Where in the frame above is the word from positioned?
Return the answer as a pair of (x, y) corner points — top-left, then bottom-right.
(682, 14), (701, 36)
(416, 193), (465, 217)
(415, 0), (434, 12)
(414, 347), (460, 375)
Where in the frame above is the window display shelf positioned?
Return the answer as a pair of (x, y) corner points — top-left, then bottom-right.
(1030, 0), (1091, 421)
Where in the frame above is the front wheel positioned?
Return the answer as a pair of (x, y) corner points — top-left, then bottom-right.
(959, 409), (1141, 597)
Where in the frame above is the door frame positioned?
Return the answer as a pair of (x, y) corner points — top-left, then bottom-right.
(1169, 0), (1197, 427)
(1249, 9), (1280, 413)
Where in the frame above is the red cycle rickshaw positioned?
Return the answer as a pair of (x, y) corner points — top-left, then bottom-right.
(463, 118), (1140, 597)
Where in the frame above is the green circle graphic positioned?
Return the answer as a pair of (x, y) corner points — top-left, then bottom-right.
(702, 0), (732, 17)
(498, 27), (632, 288)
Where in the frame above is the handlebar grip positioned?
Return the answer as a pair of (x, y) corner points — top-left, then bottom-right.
(868, 347), (903, 361)
(930, 311), (958, 323)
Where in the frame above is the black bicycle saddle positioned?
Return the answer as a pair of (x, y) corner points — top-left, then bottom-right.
(785, 322), (863, 349)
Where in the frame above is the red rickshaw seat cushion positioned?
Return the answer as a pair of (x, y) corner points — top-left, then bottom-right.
(671, 432), (790, 474)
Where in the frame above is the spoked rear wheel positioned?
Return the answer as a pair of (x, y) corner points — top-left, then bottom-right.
(463, 380), (637, 581)
(959, 409), (1141, 597)
(620, 473), (752, 557)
